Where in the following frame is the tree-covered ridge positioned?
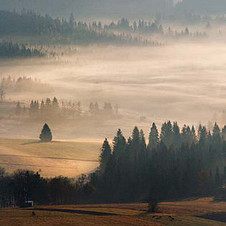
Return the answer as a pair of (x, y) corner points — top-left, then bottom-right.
(0, 10), (154, 45)
(0, 41), (44, 58)
(0, 0), (173, 18)
(90, 122), (226, 203)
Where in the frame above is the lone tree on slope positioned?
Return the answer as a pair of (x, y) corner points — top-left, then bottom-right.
(40, 123), (52, 142)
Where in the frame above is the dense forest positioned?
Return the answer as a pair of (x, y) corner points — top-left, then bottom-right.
(1, 0), (226, 23)
(0, 121), (225, 207)
(3, 0), (226, 18)
(0, 10), (210, 47)
(90, 122), (226, 203)
(0, 0), (173, 18)
(0, 42), (44, 58)
(0, 10), (153, 45)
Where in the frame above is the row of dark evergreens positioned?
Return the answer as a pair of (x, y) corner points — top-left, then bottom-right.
(15, 97), (117, 120)
(105, 18), (207, 38)
(0, 41), (44, 58)
(0, 10), (153, 45)
(89, 122), (226, 203)
(0, 10), (209, 44)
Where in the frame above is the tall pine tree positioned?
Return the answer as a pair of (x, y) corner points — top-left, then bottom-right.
(99, 138), (111, 173)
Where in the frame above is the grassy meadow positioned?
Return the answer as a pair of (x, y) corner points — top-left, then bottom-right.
(0, 197), (225, 225)
(0, 138), (101, 177)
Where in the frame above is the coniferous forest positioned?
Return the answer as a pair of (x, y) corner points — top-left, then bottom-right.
(0, 10), (150, 45)
(90, 122), (226, 203)
(0, 42), (44, 58)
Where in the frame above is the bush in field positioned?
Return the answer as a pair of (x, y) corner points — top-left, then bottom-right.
(39, 123), (52, 142)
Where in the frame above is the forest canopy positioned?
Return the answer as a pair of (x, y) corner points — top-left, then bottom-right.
(90, 122), (226, 203)
(0, 42), (44, 58)
(0, 10), (150, 45)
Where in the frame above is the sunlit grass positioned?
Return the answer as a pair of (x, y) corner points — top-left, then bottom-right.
(0, 138), (101, 177)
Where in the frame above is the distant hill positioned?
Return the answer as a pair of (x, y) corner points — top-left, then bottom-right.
(175, 0), (226, 14)
(0, 0), (173, 19)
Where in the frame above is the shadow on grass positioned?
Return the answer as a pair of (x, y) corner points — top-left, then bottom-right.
(198, 212), (226, 223)
(21, 141), (52, 145)
(28, 207), (119, 216)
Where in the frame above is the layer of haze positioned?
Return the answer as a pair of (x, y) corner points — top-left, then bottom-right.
(1, 41), (226, 139)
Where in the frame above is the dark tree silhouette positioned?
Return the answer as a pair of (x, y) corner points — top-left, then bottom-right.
(99, 138), (112, 173)
(148, 122), (159, 151)
(39, 123), (52, 142)
(87, 121), (226, 203)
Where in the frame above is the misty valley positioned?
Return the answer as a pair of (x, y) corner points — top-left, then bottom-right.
(0, 2), (226, 225)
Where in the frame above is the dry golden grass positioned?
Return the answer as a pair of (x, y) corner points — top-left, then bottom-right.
(0, 198), (225, 226)
(0, 209), (160, 226)
(1, 197), (221, 226)
(159, 197), (226, 216)
(0, 138), (101, 177)
(62, 197), (226, 215)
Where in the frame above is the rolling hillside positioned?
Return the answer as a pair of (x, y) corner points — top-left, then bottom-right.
(0, 138), (101, 177)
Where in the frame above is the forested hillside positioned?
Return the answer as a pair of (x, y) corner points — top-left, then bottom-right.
(0, 0), (173, 18)
(0, 42), (44, 58)
(0, 10), (148, 45)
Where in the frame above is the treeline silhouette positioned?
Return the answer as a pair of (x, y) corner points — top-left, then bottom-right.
(89, 122), (226, 203)
(104, 18), (206, 39)
(0, 41), (44, 58)
(0, 169), (92, 208)
(0, 10), (154, 45)
(15, 97), (118, 120)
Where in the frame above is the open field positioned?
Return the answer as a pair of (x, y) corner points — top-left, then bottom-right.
(0, 197), (225, 225)
(0, 138), (101, 177)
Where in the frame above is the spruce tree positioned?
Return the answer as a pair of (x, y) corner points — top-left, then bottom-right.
(160, 121), (173, 148)
(99, 138), (112, 173)
(222, 126), (226, 141)
(212, 123), (222, 150)
(112, 129), (126, 158)
(39, 123), (52, 142)
(148, 123), (159, 151)
(173, 122), (181, 149)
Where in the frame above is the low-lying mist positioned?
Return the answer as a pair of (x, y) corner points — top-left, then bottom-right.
(1, 41), (226, 139)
